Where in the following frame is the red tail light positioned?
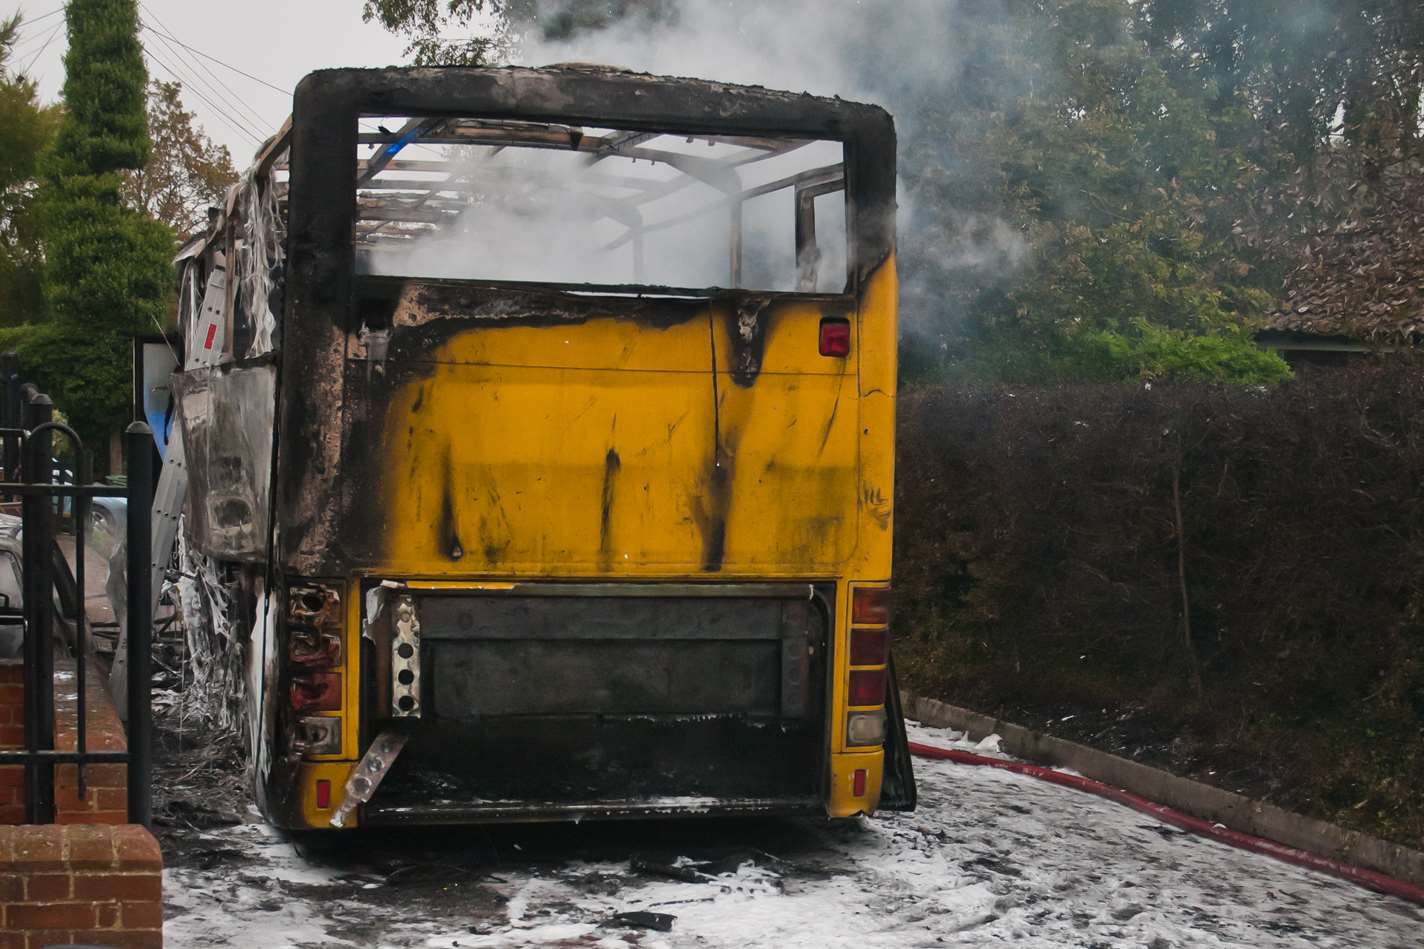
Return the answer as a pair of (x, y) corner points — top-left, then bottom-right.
(852, 587), (891, 626)
(289, 631), (342, 668)
(848, 668), (886, 707)
(290, 672), (342, 712)
(819, 317), (851, 357)
(315, 779), (332, 809)
(850, 626), (889, 666)
(852, 768), (868, 797)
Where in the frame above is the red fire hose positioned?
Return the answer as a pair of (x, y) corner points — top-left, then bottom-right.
(908, 740), (1424, 906)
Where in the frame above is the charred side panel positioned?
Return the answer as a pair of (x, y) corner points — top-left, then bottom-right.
(174, 359), (277, 561)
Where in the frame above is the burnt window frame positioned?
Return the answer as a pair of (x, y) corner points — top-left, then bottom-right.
(284, 67), (898, 333)
(350, 119), (851, 294)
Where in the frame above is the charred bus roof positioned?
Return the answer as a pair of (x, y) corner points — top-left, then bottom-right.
(288, 66), (897, 307)
(190, 66), (896, 298)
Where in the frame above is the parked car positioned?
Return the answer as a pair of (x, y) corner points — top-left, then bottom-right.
(0, 515), (22, 658)
(0, 512), (81, 659)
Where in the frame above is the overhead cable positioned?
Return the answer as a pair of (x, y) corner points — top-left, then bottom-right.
(143, 47), (264, 147)
(19, 21), (62, 75)
(136, 4), (290, 96)
(136, 7), (274, 131)
(140, 21), (271, 135)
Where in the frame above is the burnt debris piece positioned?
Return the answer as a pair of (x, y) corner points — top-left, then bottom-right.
(629, 855), (715, 883)
(607, 910), (676, 932)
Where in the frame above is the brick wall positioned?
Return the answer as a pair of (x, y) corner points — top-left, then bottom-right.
(0, 662), (163, 946)
(0, 657), (130, 825)
(54, 664), (128, 824)
(0, 661), (21, 824)
(0, 823), (163, 949)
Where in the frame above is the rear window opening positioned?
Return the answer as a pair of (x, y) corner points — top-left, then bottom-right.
(352, 116), (849, 294)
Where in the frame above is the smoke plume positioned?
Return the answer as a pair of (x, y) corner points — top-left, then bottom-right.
(514, 0), (1034, 333)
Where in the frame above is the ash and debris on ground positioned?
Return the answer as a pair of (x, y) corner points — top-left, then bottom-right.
(156, 723), (1423, 948)
(148, 675), (250, 831)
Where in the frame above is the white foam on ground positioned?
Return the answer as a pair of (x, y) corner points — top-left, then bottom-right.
(163, 722), (1424, 948)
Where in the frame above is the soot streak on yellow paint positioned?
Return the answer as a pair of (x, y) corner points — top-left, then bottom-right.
(438, 440), (463, 561)
(599, 447), (622, 571)
(818, 372), (846, 457)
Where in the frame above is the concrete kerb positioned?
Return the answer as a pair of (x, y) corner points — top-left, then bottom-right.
(903, 692), (1424, 890)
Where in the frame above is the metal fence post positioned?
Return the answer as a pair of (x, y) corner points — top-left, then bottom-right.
(125, 422), (154, 827)
(21, 393), (54, 823)
(0, 352), (18, 485)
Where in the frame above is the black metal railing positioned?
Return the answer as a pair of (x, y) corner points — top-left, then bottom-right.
(0, 375), (153, 826)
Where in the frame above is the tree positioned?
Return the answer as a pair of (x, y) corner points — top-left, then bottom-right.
(361, 0), (673, 63)
(34, 0), (172, 457)
(945, 0), (1289, 384)
(1137, 2), (1424, 345)
(0, 16), (61, 326)
(122, 79), (237, 238)
(1139, 1), (1424, 162)
(362, 0), (511, 64)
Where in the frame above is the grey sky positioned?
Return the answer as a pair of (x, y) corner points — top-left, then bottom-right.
(10, 0), (416, 165)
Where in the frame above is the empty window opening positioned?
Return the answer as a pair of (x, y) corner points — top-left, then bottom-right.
(352, 117), (849, 294)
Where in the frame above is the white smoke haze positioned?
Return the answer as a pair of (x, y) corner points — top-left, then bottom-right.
(513, 0), (1033, 327)
(519, 0), (963, 118)
(357, 0), (1035, 331)
(929, 213), (1032, 274)
(355, 125), (849, 292)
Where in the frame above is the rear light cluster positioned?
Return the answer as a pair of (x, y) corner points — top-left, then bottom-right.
(845, 585), (891, 750)
(291, 673), (342, 712)
(293, 716), (341, 757)
(287, 582), (344, 758)
(819, 317), (851, 357)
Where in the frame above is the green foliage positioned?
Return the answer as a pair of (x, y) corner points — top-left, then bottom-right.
(940, 0), (1291, 384)
(0, 321), (134, 451)
(362, 0), (511, 64)
(0, 16), (62, 326)
(36, 0), (171, 455)
(41, 171), (172, 335)
(47, 0), (149, 178)
(361, 0), (666, 60)
(122, 80), (238, 238)
(867, 0), (1293, 385)
(1139, 0), (1424, 160)
(966, 322), (1290, 386)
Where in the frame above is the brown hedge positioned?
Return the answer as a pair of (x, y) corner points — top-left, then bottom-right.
(894, 363), (1424, 830)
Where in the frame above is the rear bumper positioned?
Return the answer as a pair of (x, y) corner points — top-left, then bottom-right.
(267, 578), (914, 828)
(362, 795), (824, 826)
(361, 580), (834, 808)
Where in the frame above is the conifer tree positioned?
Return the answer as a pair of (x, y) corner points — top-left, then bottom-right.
(36, 0), (172, 455)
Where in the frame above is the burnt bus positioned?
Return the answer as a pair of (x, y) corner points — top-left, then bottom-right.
(169, 65), (914, 828)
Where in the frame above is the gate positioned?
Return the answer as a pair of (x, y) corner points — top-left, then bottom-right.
(0, 363), (154, 825)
